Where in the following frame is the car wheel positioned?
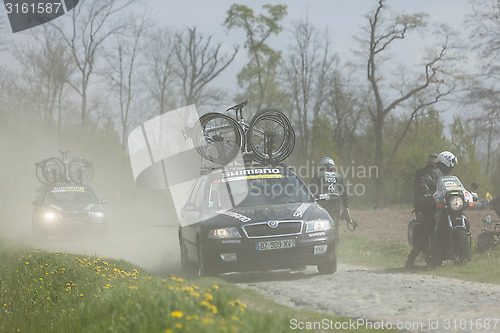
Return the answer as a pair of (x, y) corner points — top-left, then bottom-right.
(317, 251), (337, 274)
(179, 230), (192, 275)
(197, 237), (215, 277)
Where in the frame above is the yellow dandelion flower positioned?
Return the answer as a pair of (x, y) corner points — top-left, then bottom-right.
(211, 285), (219, 289)
(171, 311), (183, 318)
(176, 278), (183, 282)
(79, 294), (84, 297)
(202, 317), (214, 325)
(25, 262), (29, 265)
(60, 268), (65, 271)
(186, 315), (192, 320)
(204, 293), (213, 301)
(165, 330), (172, 333)
(3, 304), (7, 307)
(46, 297), (50, 300)
(175, 323), (182, 329)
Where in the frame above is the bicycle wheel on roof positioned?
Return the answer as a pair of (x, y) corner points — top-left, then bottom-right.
(192, 113), (244, 165)
(69, 157), (94, 184)
(247, 109), (295, 163)
(40, 157), (65, 184)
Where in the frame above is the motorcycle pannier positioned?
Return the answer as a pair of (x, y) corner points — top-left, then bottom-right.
(492, 196), (500, 219)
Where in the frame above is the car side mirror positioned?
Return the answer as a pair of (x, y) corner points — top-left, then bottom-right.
(472, 192), (479, 202)
(32, 200), (41, 205)
(101, 199), (108, 204)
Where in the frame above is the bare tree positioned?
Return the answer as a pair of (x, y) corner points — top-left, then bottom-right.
(468, 0), (500, 81)
(11, 27), (74, 135)
(174, 27), (238, 108)
(282, 17), (335, 151)
(50, 0), (135, 129)
(466, 0), (500, 176)
(143, 27), (176, 115)
(104, 14), (148, 148)
(359, 0), (460, 207)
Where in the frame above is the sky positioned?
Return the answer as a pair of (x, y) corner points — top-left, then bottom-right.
(0, 0), (475, 120)
(144, 0), (474, 114)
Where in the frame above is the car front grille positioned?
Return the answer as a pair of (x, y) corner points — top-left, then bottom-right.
(242, 220), (302, 238)
(60, 211), (89, 219)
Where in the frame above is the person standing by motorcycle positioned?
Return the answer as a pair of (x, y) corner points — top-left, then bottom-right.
(405, 151), (458, 268)
(310, 157), (349, 233)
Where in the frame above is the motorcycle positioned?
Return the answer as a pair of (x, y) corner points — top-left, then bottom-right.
(408, 176), (478, 266)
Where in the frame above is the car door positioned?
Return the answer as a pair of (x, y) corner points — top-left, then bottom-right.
(180, 177), (206, 261)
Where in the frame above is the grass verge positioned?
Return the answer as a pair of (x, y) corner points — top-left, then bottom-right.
(339, 234), (500, 284)
(0, 241), (391, 333)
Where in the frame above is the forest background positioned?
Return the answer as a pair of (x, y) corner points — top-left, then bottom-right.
(0, 0), (499, 214)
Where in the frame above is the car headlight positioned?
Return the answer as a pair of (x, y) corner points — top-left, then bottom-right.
(306, 219), (332, 233)
(90, 211), (106, 219)
(449, 196), (464, 211)
(208, 227), (241, 239)
(42, 211), (59, 222)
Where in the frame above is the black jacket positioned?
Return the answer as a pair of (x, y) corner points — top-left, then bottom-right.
(414, 165), (443, 209)
(310, 170), (349, 209)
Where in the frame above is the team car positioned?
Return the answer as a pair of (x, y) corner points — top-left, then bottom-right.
(32, 185), (108, 239)
(178, 165), (338, 276)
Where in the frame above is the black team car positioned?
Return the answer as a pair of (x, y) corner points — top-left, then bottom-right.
(32, 185), (107, 239)
(178, 165), (338, 276)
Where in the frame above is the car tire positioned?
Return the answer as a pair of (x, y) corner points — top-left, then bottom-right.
(197, 237), (215, 277)
(317, 251), (337, 274)
(179, 230), (192, 275)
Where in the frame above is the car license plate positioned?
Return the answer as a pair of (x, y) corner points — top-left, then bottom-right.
(256, 239), (295, 251)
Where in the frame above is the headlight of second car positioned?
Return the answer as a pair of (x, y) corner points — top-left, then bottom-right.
(306, 219), (332, 233)
(449, 196), (464, 211)
(42, 210), (59, 223)
(90, 211), (106, 219)
(208, 227), (241, 239)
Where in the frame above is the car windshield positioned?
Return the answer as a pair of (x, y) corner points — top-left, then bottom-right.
(45, 188), (99, 204)
(208, 169), (313, 208)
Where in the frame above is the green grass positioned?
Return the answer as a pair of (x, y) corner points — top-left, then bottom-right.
(0, 242), (392, 333)
(339, 234), (500, 284)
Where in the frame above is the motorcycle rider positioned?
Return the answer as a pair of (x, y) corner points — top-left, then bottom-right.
(405, 151), (458, 269)
(310, 157), (349, 233)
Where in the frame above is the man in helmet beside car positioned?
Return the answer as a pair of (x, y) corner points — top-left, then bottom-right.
(310, 157), (349, 233)
(405, 151), (458, 269)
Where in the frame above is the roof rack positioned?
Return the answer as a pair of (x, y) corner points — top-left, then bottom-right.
(35, 150), (94, 186)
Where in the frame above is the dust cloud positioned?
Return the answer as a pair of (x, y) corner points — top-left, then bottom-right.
(0, 123), (182, 276)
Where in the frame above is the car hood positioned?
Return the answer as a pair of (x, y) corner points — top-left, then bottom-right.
(217, 202), (320, 224)
(46, 203), (102, 212)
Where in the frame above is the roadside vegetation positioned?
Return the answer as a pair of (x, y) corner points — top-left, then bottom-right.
(339, 234), (500, 284)
(0, 243), (392, 333)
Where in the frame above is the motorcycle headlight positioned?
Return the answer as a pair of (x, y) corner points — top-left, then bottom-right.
(306, 219), (332, 233)
(208, 227), (241, 239)
(449, 196), (464, 211)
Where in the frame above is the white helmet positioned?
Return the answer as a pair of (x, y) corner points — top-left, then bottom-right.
(437, 151), (458, 168)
